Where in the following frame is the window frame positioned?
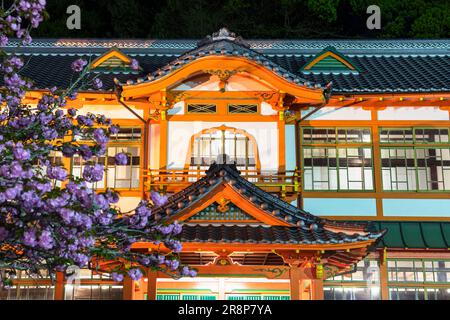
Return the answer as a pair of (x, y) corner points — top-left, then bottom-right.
(301, 126), (374, 192)
(70, 126), (143, 191)
(380, 127), (450, 192)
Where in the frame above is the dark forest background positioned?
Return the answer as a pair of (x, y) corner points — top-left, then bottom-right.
(34, 0), (450, 39)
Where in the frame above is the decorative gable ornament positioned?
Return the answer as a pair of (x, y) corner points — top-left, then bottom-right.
(302, 46), (361, 74)
(197, 27), (250, 48)
(91, 47), (138, 71)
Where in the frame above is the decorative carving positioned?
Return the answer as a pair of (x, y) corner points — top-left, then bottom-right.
(216, 198), (231, 213)
(203, 69), (242, 82)
(254, 92), (277, 102)
(252, 267), (289, 279)
(197, 27), (250, 48)
(166, 91), (190, 106)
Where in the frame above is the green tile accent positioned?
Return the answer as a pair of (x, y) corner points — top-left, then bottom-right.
(309, 55), (349, 70)
(157, 294), (180, 300)
(374, 221), (450, 249)
(187, 203), (254, 221)
(301, 46), (360, 73)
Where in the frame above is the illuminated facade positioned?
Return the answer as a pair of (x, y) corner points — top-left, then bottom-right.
(2, 29), (450, 300)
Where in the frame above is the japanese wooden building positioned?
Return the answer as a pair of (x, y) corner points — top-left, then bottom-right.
(1, 29), (450, 300)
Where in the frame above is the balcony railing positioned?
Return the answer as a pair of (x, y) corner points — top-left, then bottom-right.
(143, 169), (301, 198)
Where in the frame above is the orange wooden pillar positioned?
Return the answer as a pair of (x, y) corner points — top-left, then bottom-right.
(289, 265), (302, 300)
(379, 249), (389, 300)
(277, 112), (286, 173)
(310, 278), (324, 300)
(147, 269), (158, 300)
(123, 276), (135, 300)
(54, 271), (65, 300)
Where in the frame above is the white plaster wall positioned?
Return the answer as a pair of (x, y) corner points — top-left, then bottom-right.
(172, 73), (274, 92)
(77, 104), (144, 119)
(285, 124), (296, 171)
(226, 74), (274, 91)
(149, 124), (160, 170)
(301, 106), (371, 120)
(261, 102), (277, 115)
(383, 199), (450, 217)
(303, 198), (377, 216)
(166, 121), (279, 171)
(168, 101), (185, 115)
(115, 197), (142, 212)
(378, 106), (449, 121)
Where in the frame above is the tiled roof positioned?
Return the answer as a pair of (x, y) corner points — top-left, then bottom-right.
(152, 161), (384, 246)
(2, 34), (449, 94)
(5, 38), (450, 55)
(179, 224), (373, 245)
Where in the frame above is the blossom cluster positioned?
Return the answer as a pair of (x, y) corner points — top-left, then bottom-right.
(0, 1), (195, 288)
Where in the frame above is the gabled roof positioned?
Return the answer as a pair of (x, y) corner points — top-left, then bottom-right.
(151, 161), (385, 247)
(118, 28), (319, 90)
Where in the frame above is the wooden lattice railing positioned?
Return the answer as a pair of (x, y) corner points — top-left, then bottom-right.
(143, 169), (301, 198)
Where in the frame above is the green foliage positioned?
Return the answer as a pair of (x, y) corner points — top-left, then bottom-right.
(32, 0), (450, 39)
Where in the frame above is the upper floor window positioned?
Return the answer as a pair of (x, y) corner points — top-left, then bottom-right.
(71, 127), (142, 190)
(388, 259), (450, 283)
(188, 126), (259, 172)
(380, 127), (450, 191)
(302, 127), (373, 191)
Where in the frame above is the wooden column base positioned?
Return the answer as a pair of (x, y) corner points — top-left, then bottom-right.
(311, 278), (324, 300)
(147, 269), (157, 300)
(123, 276), (135, 300)
(54, 271), (65, 300)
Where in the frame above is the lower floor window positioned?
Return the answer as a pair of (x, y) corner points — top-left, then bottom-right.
(0, 285), (55, 300)
(324, 286), (380, 300)
(64, 285), (123, 300)
(389, 287), (450, 300)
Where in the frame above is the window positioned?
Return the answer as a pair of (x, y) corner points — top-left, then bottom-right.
(64, 285), (123, 300)
(35, 150), (64, 187)
(187, 103), (217, 114)
(0, 285), (55, 300)
(72, 127), (141, 190)
(388, 259), (450, 283)
(387, 259), (450, 300)
(302, 127), (373, 191)
(325, 260), (380, 300)
(324, 287), (380, 300)
(189, 127), (258, 171)
(389, 287), (450, 300)
(227, 104), (258, 114)
(109, 127), (142, 141)
(380, 127), (450, 191)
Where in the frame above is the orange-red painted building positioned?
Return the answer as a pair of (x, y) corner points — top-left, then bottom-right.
(2, 29), (450, 300)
